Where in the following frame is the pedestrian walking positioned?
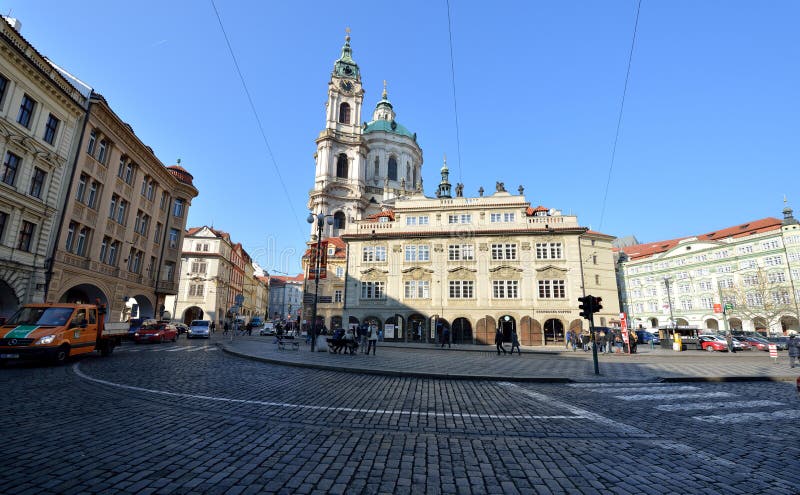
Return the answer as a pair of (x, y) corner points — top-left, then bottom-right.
(495, 326), (507, 355)
(441, 326), (451, 348)
(210, 321), (216, 334)
(510, 329), (521, 355)
(223, 321), (229, 335)
(788, 333), (800, 368)
(726, 333), (736, 353)
(367, 323), (378, 355)
(565, 331), (571, 349)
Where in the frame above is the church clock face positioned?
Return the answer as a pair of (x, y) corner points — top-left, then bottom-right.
(340, 80), (354, 94)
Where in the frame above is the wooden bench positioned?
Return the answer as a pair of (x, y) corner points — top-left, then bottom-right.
(276, 337), (299, 351)
(326, 338), (359, 354)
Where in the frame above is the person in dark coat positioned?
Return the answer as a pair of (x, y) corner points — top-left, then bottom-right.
(788, 334), (799, 368)
(510, 329), (521, 355)
(495, 327), (507, 355)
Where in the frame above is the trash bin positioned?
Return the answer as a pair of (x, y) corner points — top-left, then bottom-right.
(673, 334), (682, 351)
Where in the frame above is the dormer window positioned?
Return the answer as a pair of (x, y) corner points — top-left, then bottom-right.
(338, 102), (351, 124)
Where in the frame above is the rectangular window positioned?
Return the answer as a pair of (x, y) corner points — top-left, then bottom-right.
(360, 281), (385, 299)
(762, 239), (781, 250)
(108, 241), (119, 265)
(134, 210), (142, 234)
(17, 94), (36, 128)
(448, 244), (475, 261)
(97, 140), (108, 164)
(160, 191), (168, 210)
(490, 213), (515, 222)
(43, 114), (60, 144)
(447, 214), (472, 224)
(154, 223), (163, 244)
(448, 280), (474, 299)
(492, 280), (519, 299)
(173, 198), (185, 218)
(719, 278), (734, 289)
(764, 255), (783, 266)
(738, 245), (753, 254)
(123, 162), (133, 184)
(17, 221), (35, 251)
(768, 271), (786, 283)
(118, 157), (126, 178)
(87, 130), (97, 155)
(168, 228), (179, 248)
(76, 174), (88, 202)
(404, 280), (430, 299)
(148, 257), (156, 280)
(191, 261), (207, 274)
(2, 151), (20, 186)
(335, 266), (344, 278)
(65, 222), (76, 252)
(99, 236), (109, 263)
(29, 168), (46, 198)
(140, 214), (149, 237)
(76, 227), (89, 256)
(87, 181), (99, 209)
(146, 180), (155, 200)
(334, 290), (343, 303)
(362, 246), (387, 262)
(681, 299), (693, 311)
(404, 245), (430, 262)
(538, 280), (566, 299)
(491, 243), (517, 260)
(536, 242), (563, 259)
(108, 194), (118, 219)
(0, 211), (7, 243)
(189, 284), (205, 297)
(116, 199), (127, 224)
(141, 176), (148, 196)
(0, 74), (7, 106)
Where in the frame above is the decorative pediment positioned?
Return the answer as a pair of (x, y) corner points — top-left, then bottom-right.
(535, 264), (568, 273)
(447, 266), (478, 274)
(489, 264), (524, 273)
(401, 266), (435, 274)
(360, 267), (389, 280)
(402, 266), (434, 280)
(536, 265), (568, 278)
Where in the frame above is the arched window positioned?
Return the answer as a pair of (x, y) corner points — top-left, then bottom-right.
(338, 102), (351, 124)
(406, 163), (410, 181)
(388, 157), (397, 181)
(412, 166), (417, 186)
(333, 211), (346, 234)
(336, 154), (348, 178)
(373, 157), (379, 178)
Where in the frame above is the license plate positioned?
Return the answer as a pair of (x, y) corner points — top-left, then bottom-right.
(1, 353), (20, 359)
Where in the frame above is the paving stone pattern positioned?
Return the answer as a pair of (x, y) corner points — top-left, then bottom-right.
(0, 337), (797, 494)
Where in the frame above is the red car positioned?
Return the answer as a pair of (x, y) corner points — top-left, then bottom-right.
(698, 335), (728, 352)
(133, 322), (178, 344)
(740, 336), (769, 351)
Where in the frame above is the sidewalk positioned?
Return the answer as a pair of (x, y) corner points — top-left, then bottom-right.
(215, 335), (800, 383)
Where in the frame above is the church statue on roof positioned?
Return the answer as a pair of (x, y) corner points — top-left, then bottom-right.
(307, 29), (424, 239)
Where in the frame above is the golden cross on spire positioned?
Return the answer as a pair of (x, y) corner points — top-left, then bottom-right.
(345, 26), (351, 41)
(382, 79), (387, 98)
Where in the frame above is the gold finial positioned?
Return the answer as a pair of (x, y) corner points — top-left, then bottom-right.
(345, 26), (351, 42)
(443, 153), (447, 164)
(176, 158), (181, 164)
(382, 79), (387, 98)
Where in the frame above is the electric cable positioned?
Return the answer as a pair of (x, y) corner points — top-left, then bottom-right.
(598, 0), (642, 230)
(445, 0), (463, 183)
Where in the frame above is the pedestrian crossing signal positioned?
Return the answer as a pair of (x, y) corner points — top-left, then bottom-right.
(578, 296), (591, 319)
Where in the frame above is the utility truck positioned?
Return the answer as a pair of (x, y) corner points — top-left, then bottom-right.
(0, 302), (125, 364)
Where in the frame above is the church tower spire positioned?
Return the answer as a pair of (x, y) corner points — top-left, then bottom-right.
(436, 154), (452, 199)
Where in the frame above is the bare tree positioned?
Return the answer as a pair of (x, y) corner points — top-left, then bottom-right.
(720, 267), (798, 333)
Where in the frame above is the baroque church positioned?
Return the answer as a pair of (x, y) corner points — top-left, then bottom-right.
(307, 31), (424, 239)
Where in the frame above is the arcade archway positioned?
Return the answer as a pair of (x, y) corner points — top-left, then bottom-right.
(408, 313), (426, 342)
(498, 315), (515, 342)
(183, 306), (204, 324)
(543, 318), (564, 345)
(59, 284), (109, 320)
(451, 317), (472, 344)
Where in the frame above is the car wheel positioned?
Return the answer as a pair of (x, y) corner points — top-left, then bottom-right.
(172, 334), (177, 342)
(160, 336), (164, 344)
(705, 345), (714, 352)
(53, 344), (70, 364)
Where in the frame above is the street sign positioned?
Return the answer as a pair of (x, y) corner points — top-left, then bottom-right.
(318, 296), (332, 303)
(235, 294), (244, 306)
(620, 312), (628, 332)
(724, 303), (734, 311)
(713, 303), (722, 313)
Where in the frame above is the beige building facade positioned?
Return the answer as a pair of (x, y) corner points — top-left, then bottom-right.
(0, 17), (88, 316)
(330, 188), (619, 345)
(46, 92), (198, 323)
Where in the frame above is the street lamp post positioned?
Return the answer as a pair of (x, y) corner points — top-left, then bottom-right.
(307, 212), (333, 352)
(664, 276), (676, 348)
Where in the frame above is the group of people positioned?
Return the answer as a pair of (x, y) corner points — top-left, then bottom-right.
(563, 329), (639, 354)
(494, 327), (521, 355)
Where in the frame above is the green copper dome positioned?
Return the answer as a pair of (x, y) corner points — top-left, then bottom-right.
(333, 31), (360, 80)
(363, 119), (414, 138)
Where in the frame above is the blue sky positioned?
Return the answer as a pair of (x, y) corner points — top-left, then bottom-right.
(7, 1), (799, 274)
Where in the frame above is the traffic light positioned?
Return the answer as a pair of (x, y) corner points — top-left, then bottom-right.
(578, 296), (591, 319)
(591, 296), (603, 314)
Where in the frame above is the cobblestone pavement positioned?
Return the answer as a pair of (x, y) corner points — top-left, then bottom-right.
(220, 335), (800, 382)
(1, 337), (798, 494)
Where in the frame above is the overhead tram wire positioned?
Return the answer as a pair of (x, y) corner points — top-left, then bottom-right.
(445, 0), (463, 183)
(209, 0), (304, 238)
(598, 0), (642, 231)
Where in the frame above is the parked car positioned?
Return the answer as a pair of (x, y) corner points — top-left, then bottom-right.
(133, 321), (178, 344)
(740, 335), (769, 351)
(698, 335), (728, 352)
(188, 320), (211, 339)
(767, 337), (789, 350)
(732, 338), (751, 351)
(173, 322), (189, 335)
(259, 322), (276, 336)
(635, 330), (660, 345)
(250, 316), (264, 328)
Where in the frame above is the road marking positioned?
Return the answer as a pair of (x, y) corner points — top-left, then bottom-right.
(568, 382), (678, 388)
(615, 392), (734, 401)
(656, 400), (785, 412)
(165, 348), (185, 352)
(588, 385), (700, 394)
(693, 409), (800, 423)
(71, 363), (577, 420)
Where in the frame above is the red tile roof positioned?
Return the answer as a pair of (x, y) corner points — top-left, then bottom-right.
(366, 210), (395, 221)
(302, 236), (347, 259)
(526, 205), (549, 216)
(618, 217), (782, 260)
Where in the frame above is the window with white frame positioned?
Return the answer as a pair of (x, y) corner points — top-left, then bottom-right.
(362, 246), (387, 262)
(647, 287), (658, 297)
(738, 245), (754, 254)
(404, 280), (430, 299)
(448, 280), (474, 298)
(718, 264), (733, 273)
(680, 299), (693, 310)
(447, 214), (471, 224)
(697, 280), (713, 291)
(191, 261), (207, 274)
(189, 284), (205, 297)
(764, 255), (783, 266)
(491, 243), (517, 260)
(739, 260), (757, 269)
(745, 292), (763, 306)
(335, 266), (344, 278)
(538, 279), (565, 298)
(490, 212), (516, 223)
(647, 302), (658, 312)
(404, 244), (430, 262)
(762, 239), (781, 250)
(360, 281), (385, 299)
(700, 296), (714, 309)
(742, 273), (759, 286)
(718, 278), (734, 289)
(767, 271), (786, 283)
(535, 242), (563, 260)
(493, 280), (519, 298)
(788, 251), (800, 262)
(772, 290), (791, 305)
(679, 283), (691, 294)
(334, 290), (343, 303)
(405, 215), (429, 226)
(448, 244), (474, 261)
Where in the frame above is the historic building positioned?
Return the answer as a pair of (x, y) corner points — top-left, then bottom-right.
(615, 205), (800, 336)
(268, 273), (304, 323)
(167, 226), (268, 327)
(0, 17), (88, 317)
(46, 92), (198, 323)
(307, 31), (423, 239)
(334, 179), (619, 345)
